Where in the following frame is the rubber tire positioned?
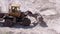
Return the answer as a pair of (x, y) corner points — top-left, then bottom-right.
(22, 18), (31, 26)
(3, 20), (13, 27)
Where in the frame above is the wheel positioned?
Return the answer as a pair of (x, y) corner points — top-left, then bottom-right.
(21, 18), (31, 26)
(0, 13), (4, 18)
(3, 19), (13, 27)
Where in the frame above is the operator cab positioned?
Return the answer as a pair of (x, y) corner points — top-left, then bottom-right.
(10, 4), (20, 12)
(9, 4), (21, 17)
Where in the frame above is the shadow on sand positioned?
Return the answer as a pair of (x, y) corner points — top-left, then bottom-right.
(0, 22), (39, 29)
(0, 21), (48, 29)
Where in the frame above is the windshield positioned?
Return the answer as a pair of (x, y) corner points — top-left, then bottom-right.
(11, 6), (19, 12)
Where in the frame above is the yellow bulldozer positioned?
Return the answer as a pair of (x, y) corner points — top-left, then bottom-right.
(0, 3), (44, 27)
(0, 4), (32, 27)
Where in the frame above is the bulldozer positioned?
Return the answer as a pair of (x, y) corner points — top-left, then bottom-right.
(1, 4), (32, 27)
(0, 3), (44, 27)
